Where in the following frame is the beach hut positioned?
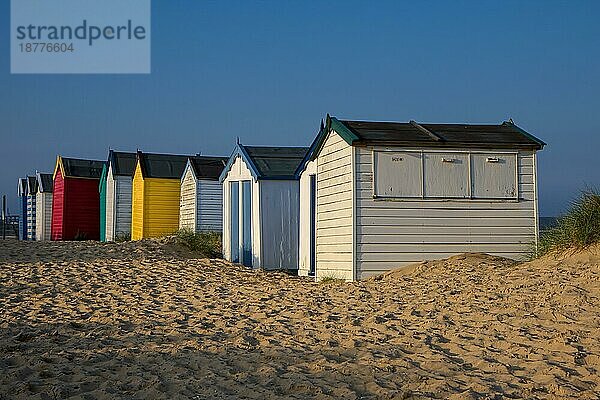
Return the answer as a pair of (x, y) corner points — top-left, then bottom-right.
(298, 115), (545, 281)
(17, 178), (27, 240)
(131, 151), (190, 240)
(220, 144), (308, 269)
(179, 156), (229, 233)
(297, 123), (323, 277)
(100, 150), (137, 241)
(26, 176), (38, 240)
(51, 156), (105, 241)
(99, 164), (107, 241)
(35, 172), (54, 241)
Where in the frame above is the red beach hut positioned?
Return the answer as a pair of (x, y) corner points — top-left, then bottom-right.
(51, 156), (106, 241)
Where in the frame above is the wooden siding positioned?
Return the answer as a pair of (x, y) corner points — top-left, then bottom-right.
(64, 177), (101, 240)
(50, 169), (65, 241)
(298, 159), (317, 277)
(259, 180), (300, 270)
(51, 171), (100, 241)
(141, 178), (181, 238)
(105, 168), (133, 241)
(131, 162), (181, 240)
(315, 130), (354, 281)
(26, 194), (36, 240)
(99, 166), (107, 241)
(131, 163), (145, 240)
(179, 166), (197, 231)
(197, 180), (223, 232)
(354, 146), (538, 279)
(105, 167), (115, 241)
(35, 192), (52, 241)
(222, 156), (261, 267)
(114, 176), (133, 239)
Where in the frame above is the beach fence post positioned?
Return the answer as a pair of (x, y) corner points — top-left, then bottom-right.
(2, 195), (6, 240)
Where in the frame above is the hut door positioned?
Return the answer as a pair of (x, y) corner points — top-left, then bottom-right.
(230, 182), (240, 263)
(241, 180), (252, 267)
(309, 175), (316, 276)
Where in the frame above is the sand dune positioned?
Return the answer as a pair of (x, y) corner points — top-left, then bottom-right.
(1, 240), (599, 399)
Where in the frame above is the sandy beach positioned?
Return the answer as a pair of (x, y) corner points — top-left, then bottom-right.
(1, 240), (599, 399)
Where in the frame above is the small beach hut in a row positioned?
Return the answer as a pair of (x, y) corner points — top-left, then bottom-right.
(298, 115), (545, 280)
(51, 156), (105, 241)
(179, 156), (228, 233)
(220, 144), (308, 269)
(26, 176), (38, 240)
(99, 150), (137, 241)
(35, 172), (54, 241)
(131, 151), (190, 240)
(17, 178), (27, 240)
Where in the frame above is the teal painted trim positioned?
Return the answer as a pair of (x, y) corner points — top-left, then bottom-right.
(99, 164), (107, 242)
(329, 116), (359, 145)
(305, 115), (357, 164)
(503, 121), (546, 149)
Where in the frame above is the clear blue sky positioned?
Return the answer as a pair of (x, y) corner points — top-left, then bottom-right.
(1, 1), (599, 216)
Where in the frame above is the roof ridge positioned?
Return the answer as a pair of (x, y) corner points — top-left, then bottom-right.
(409, 120), (444, 142)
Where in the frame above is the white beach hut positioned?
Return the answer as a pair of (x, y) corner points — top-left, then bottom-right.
(35, 173), (54, 241)
(297, 124), (322, 278)
(179, 156), (228, 233)
(220, 144), (308, 270)
(298, 115), (545, 281)
(26, 176), (38, 240)
(103, 150), (137, 241)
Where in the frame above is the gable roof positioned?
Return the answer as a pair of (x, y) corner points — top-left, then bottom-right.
(311, 115), (545, 157)
(136, 151), (191, 179)
(108, 150), (137, 176)
(26, 176), (38, 195)
(188, 156), (228, 180)
(17, 178), (27, 196)
(54, 156), (106, 179)
(220, 144), (309, 182)
(245, 146), (309, 178)
(37, 173), (54, 193)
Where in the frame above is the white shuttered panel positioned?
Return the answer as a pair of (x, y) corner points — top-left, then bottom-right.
(374, 151), (422, 198)
(423, 152), (469, 198)
(471, 153), (517, 199)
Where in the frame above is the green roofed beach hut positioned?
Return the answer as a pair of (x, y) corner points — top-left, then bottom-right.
(219, 144), (308, 270)
(297, 115), (545, 281)
(100, 150), (137, 241)
(35, 172), (54, 241)
(179, 155), (228, 233)
(26, 176), (38, 240)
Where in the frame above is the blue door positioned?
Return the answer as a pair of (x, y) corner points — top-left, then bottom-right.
(309, 175), (316, 276)
(230, 182), (239, 263)
(241, 180), (252, 267)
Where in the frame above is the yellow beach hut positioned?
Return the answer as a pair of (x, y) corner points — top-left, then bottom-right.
(131, 151), (191, 240)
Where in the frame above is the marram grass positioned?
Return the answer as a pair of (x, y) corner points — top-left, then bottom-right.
(534, 189), (600, 258)
(175, 228), (222, 258)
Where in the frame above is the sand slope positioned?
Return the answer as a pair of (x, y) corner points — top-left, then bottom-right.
(1, 241), (599, 399)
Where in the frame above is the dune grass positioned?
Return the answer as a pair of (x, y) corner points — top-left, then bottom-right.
(114, 232), (131, 242)
(175, 228), (222, 258)
(535, 189), (600, 257)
